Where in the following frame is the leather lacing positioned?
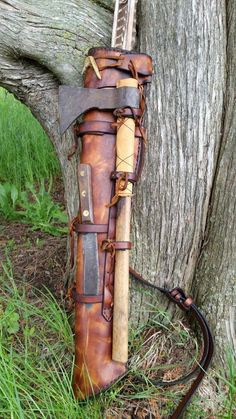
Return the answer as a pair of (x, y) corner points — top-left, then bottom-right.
(106, 172), (130, 208)
(101, 239), (116, 258)
(107, 59), (148, 208)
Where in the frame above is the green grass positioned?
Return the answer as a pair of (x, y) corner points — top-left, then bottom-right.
(0, 261), (103, 419)
(0, 88), (67, 235)
(1, 265), (233, 418)
(0, 179), (67, 235)
(0, 88), (60, 190)
(0, 88), (235, 417)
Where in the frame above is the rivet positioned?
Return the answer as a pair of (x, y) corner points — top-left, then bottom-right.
(80, 171), (85, 177)
(83, 210), (89, 217)
(81, 190), (86, 197)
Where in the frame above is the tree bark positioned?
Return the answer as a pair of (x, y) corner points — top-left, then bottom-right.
(0, 0), (235, 366)
(194, 0), (236, 364)
(0, 0), (112, 218)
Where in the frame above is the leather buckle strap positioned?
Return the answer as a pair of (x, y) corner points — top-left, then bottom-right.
(87, 48), (153, 78)
(167, 288), (193, 311)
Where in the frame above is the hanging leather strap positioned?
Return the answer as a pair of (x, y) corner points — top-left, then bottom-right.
(129, 267), (214, 419)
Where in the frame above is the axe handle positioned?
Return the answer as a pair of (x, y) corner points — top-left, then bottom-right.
(112, 77), (138, 363)
(112, 197), (131, 363)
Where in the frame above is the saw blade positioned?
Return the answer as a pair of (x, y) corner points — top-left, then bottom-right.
(112, 0), (138, 50)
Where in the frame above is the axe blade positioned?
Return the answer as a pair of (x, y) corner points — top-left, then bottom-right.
(59, 86), (86, 135)
(59, 85), (140, 134)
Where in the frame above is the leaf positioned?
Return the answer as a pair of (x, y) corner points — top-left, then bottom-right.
(6, 311), (20, 335)
(11, 312), (20, 322)
(23, 326), (35, 337)
(10, 185), (19, 207)
(0, 184), (7, 197)
(7, 322), (20, 334)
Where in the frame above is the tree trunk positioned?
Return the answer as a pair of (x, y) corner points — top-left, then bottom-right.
(0, 0), (112, 282)
(0, 0), (235, 366)
(194, 0), (236, 364)
(0, 0), (112, 219)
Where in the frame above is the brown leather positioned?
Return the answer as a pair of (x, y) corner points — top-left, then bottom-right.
(73, 47), (153, 399)
(84, 48), (153, 88)
(110, 171), (138, 184)
(71, 289), (103, 304)
(113, 107), (143, 118)
(75, 120), (145, 138)
(72, 223), (108, 234)
(101, 239), (132, 252)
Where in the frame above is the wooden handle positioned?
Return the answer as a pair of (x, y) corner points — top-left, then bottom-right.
(112, 77), (138, 363)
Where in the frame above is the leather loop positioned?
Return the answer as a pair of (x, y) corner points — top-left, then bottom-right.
(101, 239), (132, 252)
(102, 192), (117, 322)
(168, 287), (193, 311)
(71, 288), (103, 304)
(110, 170), (138, 184)
(73, 223), (108, 234)
(75, 121), (145, 138)
(113, 107), (142, 118)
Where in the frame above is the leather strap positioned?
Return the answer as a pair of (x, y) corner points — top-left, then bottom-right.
(73, 223), (108, 234)
(88, 48), (153, 79)
(113, 107), (142, 118)
(110, 171), (138, 184)
(71, 288), (103, 304)
(129, 267), (214, 419)
(102, 190), (117, 322)
(75, 121), (145, 138)
(101, 239), (132, 253)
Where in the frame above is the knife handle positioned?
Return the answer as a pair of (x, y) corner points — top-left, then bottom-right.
(78, 164), (94, 224)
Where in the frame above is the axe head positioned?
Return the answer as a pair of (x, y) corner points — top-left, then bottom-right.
(59, 85), (140, 135)
(59, 86), (89, 135)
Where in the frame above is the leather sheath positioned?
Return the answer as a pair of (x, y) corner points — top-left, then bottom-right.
(72, 47), (153, 399)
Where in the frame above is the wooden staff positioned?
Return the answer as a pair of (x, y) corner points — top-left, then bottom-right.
(112, 77), (138, 363)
